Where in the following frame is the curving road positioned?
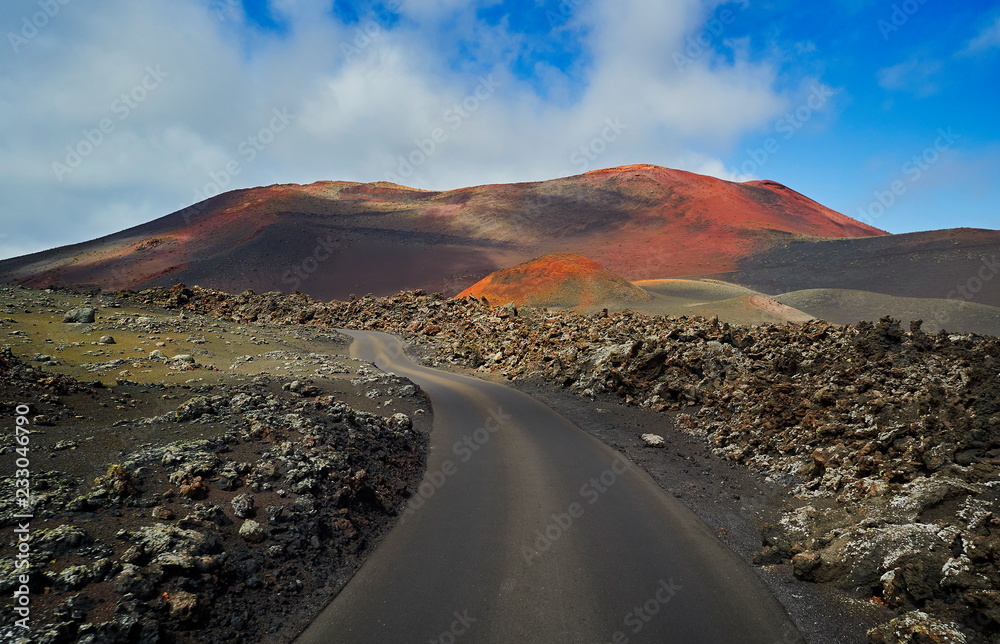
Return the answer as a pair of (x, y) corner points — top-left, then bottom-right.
(295, 330), (805, 644)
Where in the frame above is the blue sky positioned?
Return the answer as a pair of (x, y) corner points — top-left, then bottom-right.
(1, 0), (998, 259)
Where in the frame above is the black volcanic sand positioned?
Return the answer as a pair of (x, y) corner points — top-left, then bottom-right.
(0, 286), (431, 644)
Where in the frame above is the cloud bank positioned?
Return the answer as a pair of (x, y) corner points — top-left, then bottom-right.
(0, 0), (803, 258)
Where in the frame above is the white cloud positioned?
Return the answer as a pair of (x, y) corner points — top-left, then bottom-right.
(0, 0), (802, 258)
(962, 15), (1000, 55)
(877, 59), (943, 97)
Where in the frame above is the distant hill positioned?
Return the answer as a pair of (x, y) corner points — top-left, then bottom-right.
(0, 164), (885, 300)
(457, 252), (651, 310)
(472, 267), (1000, 335)
(686, 294), (816, 326)
(701, 228), (1000, 309)
(632, 279), (758, 308)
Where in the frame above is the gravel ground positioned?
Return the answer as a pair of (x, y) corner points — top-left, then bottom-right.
(0, 286), (432, 644)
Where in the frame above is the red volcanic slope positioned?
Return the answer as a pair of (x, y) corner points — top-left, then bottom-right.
(0, 165), (887, 299)
(457, 252), (652, 309)
(557, 166), (884, 279)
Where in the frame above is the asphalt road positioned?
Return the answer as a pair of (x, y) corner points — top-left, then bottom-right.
(295, 329), (805, 644)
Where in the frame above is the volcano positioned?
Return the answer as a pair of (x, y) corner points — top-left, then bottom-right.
(457, 252), (652, 310)
(0, 165), (886, 300)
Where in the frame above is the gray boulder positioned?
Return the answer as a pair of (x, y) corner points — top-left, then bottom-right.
(63, 308), (96, 323)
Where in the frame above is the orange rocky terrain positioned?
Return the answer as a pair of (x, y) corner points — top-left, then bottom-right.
(457, 252), (651, 309)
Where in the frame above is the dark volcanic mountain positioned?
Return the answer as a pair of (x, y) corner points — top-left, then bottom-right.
(0, 165), (885, 299)
(703, 228), (1000, 308)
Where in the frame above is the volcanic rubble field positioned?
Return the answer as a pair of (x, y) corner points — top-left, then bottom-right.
(0, 285), (431, 644)
(138, 284), (1000, 644)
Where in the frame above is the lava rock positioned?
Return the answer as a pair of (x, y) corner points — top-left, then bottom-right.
(166, 590), (199, 622)
(640, 433), (665, 448)
(390, 413), (412, 431)
(239, 519), (266, 543)
(231, 493), (255, 519)
(63, 308), (96, 323)
(867, 610), (968, 644)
